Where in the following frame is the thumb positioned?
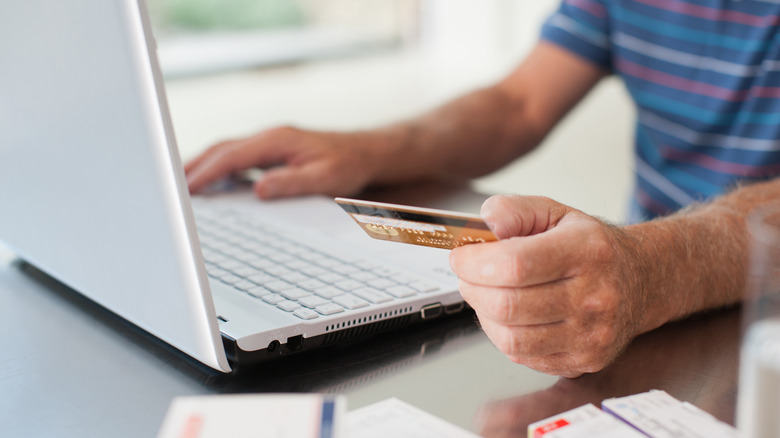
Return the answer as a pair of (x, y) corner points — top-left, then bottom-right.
(480, 195), (572, 239)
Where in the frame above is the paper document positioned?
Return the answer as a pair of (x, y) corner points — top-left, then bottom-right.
(156, 394), (344, 438)
(602, 390), (738, 438)
(347, 398), (480, 438)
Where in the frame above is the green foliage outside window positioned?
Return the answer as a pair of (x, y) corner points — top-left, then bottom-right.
(150, 0), (305, 31)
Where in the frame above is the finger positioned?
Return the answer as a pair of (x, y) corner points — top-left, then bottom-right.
(477, 318), (612, 376)
(450, 227), (582, 288)
(510, 351), (611, 378)
(458, 280), (570, 326)
(477, 316), (572, 359)
(510, 352), (585, 378)
(253, 163), (340, 199)
(186, 128), (301, 193)
(481, 195), (571, 239)
(183, 139), (235, 174)
(186, 141), (255, 193)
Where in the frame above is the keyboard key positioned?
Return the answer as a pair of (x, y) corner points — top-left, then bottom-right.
(356, 260), (378, 270)
(410, 282), (440, 293)
(279, 287), (311, 300)
(299, 279), (327, 291)
(281, 272), (309, 284)
(233, 280), (257, 291)
(392, 274), (418, 285)
(298, 296), (329, 308)
(284, 260), (313, 271)
(246, 286), (272, 298)
(293, 308), (319, 320)
(319, 273), (347, 284)
(205, 266), (230, 279)
(269, 253), (295, 264)
(333, 264), (359, 275)
(219, 274), (243, 285)
(276, 300), (301, 312)
(334, 279), (362, 291)
(315, 257), (341, 268)
(260, 293), (286, 305)
(237, 240), (261, 251)
(233, 266), (261, 277)
(300, 252), (326, 263)
(247, 273), (275, 284)
(350, 271), (378, 282)
(315, 303), (344, 315)
(247, 258), (275, 270)
(313, 286), (343, 299)
(221, 247), (250, 259)
(216, 259), (243, 271)
(367, 278), (396, 290)
(265, 264), (293, 277)
(352, 287), (393, 304)
(332, 294), (369, 310)
(373, 267), (398, 277)
(284, 245), (309, 257)
(386, 285), (417, 298)
(298, 265), (329, 277)
(266, 280), (294, 293)
(203, 252), (228, 264)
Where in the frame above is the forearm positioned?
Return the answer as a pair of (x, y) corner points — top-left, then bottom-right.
(353, 43), (605, 186)
(359, 87), (541, 185)
(624, 178), (780, 334)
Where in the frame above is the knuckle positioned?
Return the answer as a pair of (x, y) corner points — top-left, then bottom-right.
(481, 195), (513, 219)
(494, 251), (526, 286)
(533, 195), (555, 204)
(581, 288), (620, 316)
(571, 329), (619, 373)
(268, 125), (298, 137)
(485, 194), (513, 208)
(484, 291), (522, 324)
(583, 225), (614, 261)
(494, 328), (525, 357)
(572, 351), (611, 374)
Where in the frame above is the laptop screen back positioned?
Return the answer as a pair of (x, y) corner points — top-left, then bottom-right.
(0, 0), (230, 371)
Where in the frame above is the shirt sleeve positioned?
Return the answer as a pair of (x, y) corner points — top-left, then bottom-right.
(541, 0), (613, 70)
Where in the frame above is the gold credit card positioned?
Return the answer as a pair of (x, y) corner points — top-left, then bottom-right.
(334, 197), (497, 250)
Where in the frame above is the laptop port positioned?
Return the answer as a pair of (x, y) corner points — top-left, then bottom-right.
(421, 303), (443, 320)
(267, 340), (280, 354)
(444, 302), (465, 315)
(285, 335), (303, 352)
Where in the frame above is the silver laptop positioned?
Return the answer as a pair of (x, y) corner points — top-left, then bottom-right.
(0, 0), (465, 372)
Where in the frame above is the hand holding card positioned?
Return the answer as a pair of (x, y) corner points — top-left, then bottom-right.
(334, 197), (497, 250)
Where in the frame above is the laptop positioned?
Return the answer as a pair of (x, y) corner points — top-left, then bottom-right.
(0, 0), (465, 373)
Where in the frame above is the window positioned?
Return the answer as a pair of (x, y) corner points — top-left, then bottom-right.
(147, 0), (418, 77)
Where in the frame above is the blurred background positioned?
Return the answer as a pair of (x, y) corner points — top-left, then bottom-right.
(149, 0), (635, 223)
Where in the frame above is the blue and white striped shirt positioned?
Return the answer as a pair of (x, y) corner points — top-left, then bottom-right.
(541, 0), (780, 222)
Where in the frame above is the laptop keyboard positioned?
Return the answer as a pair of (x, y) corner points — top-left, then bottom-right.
(193, 208), (441, 320)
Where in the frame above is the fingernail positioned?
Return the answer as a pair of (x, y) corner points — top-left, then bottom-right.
(257, 180), (279, 199)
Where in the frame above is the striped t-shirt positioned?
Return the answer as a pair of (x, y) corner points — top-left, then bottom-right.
(541, 0), (780, 222)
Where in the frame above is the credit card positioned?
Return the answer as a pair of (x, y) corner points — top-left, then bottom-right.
(334, 197), (497, 250)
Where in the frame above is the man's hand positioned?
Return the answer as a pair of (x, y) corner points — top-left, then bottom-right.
(185, 126), (377, 199)
(184, 44), (605, 200)
(449, 195), (646, 377)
